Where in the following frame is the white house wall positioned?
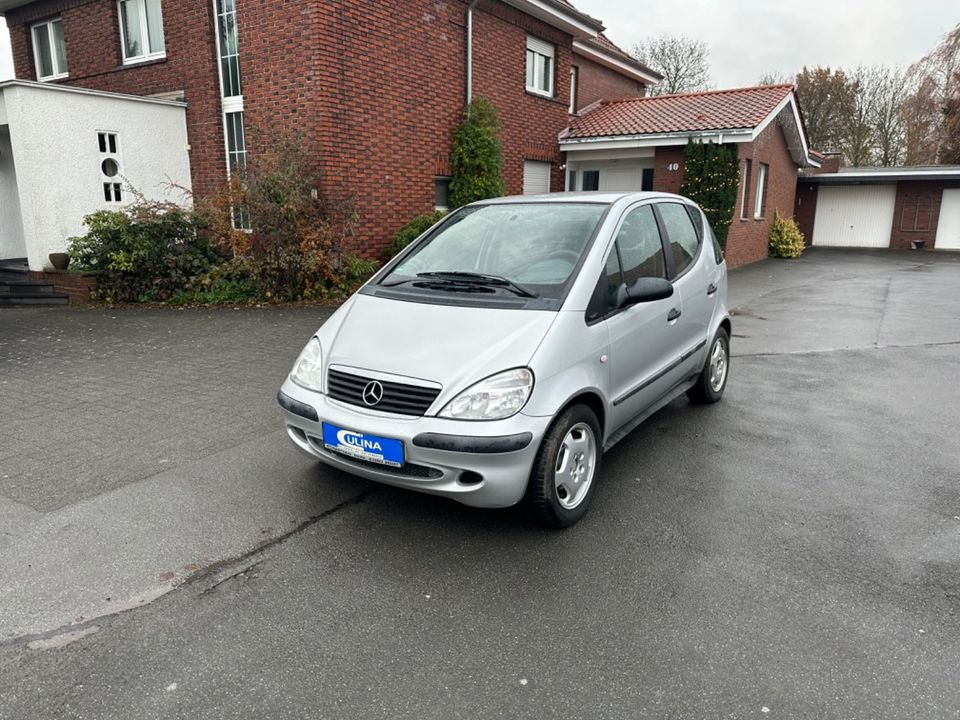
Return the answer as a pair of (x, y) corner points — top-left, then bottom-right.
(0, 127), (26, 260)
(2, 83), (192, 270)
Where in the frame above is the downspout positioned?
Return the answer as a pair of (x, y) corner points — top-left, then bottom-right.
(466, 0), (481, 105)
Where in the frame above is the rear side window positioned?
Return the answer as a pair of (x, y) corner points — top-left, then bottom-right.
(658, 202), (701, 276)
(616, 205), (666, 284)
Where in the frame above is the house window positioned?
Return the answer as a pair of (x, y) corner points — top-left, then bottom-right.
(740, 159), (752, 219)
(582, 170), (600, 192)
(118, 0), (166, 64)
(569, 66), (578, 113)
(642, 168), (654, 192)
(754, 162), (768, 219)
(900, 195), (933, 232)
(525, 36), (554, 97)
(32, 18), (68, 81)
(522, 160), (551, 195)
(98, 132), (123, 203)
(224, 112), (251, 228)
(434, 177), (451, 211)
(567, 170), (577, 192)
(215, 0), (242, 97)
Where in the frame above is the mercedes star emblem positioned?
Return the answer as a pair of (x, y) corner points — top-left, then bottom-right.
(362, 380), (384, 406)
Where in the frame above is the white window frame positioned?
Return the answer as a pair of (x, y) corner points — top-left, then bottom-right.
(569, 65), (578, 114)
(525, 36), (554, 98)
(32, 18), (68, 81)
(97, 131), (124, 204)
(754, 162), (768, 219)
(740, 159), (752, 220)
(117, 0), (166, 65)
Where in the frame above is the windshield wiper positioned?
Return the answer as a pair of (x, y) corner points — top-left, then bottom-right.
(415, 272), (540, 298)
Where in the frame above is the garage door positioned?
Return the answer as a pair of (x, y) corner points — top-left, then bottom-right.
(935, 189), (960, 250)
(523, 161), (551, 194)
(812, 185), (897, 247)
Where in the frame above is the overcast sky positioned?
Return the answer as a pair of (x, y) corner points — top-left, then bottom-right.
(0, 3), (955, 86)
(575, 0), (957, 88)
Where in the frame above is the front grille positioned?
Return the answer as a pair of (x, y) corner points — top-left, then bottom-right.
(327, 368), (441, 416)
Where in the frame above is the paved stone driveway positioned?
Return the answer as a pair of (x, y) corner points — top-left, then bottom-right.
(1, 307), (332, 512)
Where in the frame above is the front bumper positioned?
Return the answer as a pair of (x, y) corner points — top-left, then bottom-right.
(278, 379), (551, 508)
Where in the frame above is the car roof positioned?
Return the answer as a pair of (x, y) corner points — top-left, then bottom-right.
(476, 191), (691, 206)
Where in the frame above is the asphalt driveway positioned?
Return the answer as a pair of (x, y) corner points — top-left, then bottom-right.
(1, 249), (959, 719)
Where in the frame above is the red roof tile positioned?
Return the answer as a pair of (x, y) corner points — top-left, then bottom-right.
(564, 84), (795, 139)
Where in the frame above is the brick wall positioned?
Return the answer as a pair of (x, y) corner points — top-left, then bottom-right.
(313, 0), (576, 256)
(651, 146), (685, 195)
(7, 0), (227, 199)
(29, 270), (97, 303)
(6, 0), (634, 259)
(574, 54), (645, 113)
(889, 181), (960, 250)
(725, 116), (799, 267)
(651, 116), (800, 268)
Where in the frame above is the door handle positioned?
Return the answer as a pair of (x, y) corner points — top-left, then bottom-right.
(667, 308), (682, 322)
(707, 283), (718, 296)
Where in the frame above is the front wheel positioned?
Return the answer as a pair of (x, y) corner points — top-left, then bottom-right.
(523, 404), (602, 528)
(687, 327), (730, 404)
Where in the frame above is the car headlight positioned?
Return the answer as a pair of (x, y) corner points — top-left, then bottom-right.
(290, 337), (323, 392)
(439, 368), (534, 421)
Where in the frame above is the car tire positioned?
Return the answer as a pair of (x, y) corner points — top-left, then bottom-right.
(524, 404), (602, 528)
(687, 327), (730, 404)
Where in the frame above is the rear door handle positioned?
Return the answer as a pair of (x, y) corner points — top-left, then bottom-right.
(667, 308), (682, 322)
(707, 283), (718, 296)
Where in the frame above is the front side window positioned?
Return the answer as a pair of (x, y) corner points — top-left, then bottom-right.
(32, 19), (68, 80)
(119, 0), (166, 64)
(617, 205), (666, 284)
(525, 36), (554, 97)
(382, 203), (606, 303)
(658, 202), (701, 276)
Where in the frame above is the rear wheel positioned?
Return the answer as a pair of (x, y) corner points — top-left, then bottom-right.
(524, 404), (602, 528)
(687, 327), (730, 404)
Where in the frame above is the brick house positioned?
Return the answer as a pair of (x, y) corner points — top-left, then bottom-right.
(794, 162), (960, 251)
(0, 0), (658, 264)
(560, 85), (820, 267)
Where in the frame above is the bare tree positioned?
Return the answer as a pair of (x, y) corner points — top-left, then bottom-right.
(795, 66), (856, 153)
(868, 66), (909, 166)
(757, 71), (793, 86)
(632, 35), (711, 96)
(903, 23), (960, 164)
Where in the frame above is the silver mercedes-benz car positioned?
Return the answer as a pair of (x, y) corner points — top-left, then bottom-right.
(278, 192), (730, 527)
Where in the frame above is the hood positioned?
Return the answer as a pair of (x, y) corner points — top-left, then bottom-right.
(323, 294), (557, 410)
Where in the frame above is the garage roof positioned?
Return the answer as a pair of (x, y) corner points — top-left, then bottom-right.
(802, 166), (960, 184)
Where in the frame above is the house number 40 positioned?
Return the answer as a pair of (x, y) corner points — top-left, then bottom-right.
(667, 162), (680, 171)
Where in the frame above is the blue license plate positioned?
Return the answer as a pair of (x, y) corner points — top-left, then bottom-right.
(321, 423), (404, 468)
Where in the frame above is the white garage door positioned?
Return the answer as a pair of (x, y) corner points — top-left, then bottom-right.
(523, 161), (551, 194)
(812, 185), (897, 248)
(935, 189), (960, 250)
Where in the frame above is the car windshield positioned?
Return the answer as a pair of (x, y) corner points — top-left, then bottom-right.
(380, 203), (607, 301)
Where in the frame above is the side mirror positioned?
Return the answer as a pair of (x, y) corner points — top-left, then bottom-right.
(618, 277), (674, 308)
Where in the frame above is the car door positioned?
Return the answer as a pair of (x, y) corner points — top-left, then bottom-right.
(654, 202), (719, 378)
(599, 203), (684, 432)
